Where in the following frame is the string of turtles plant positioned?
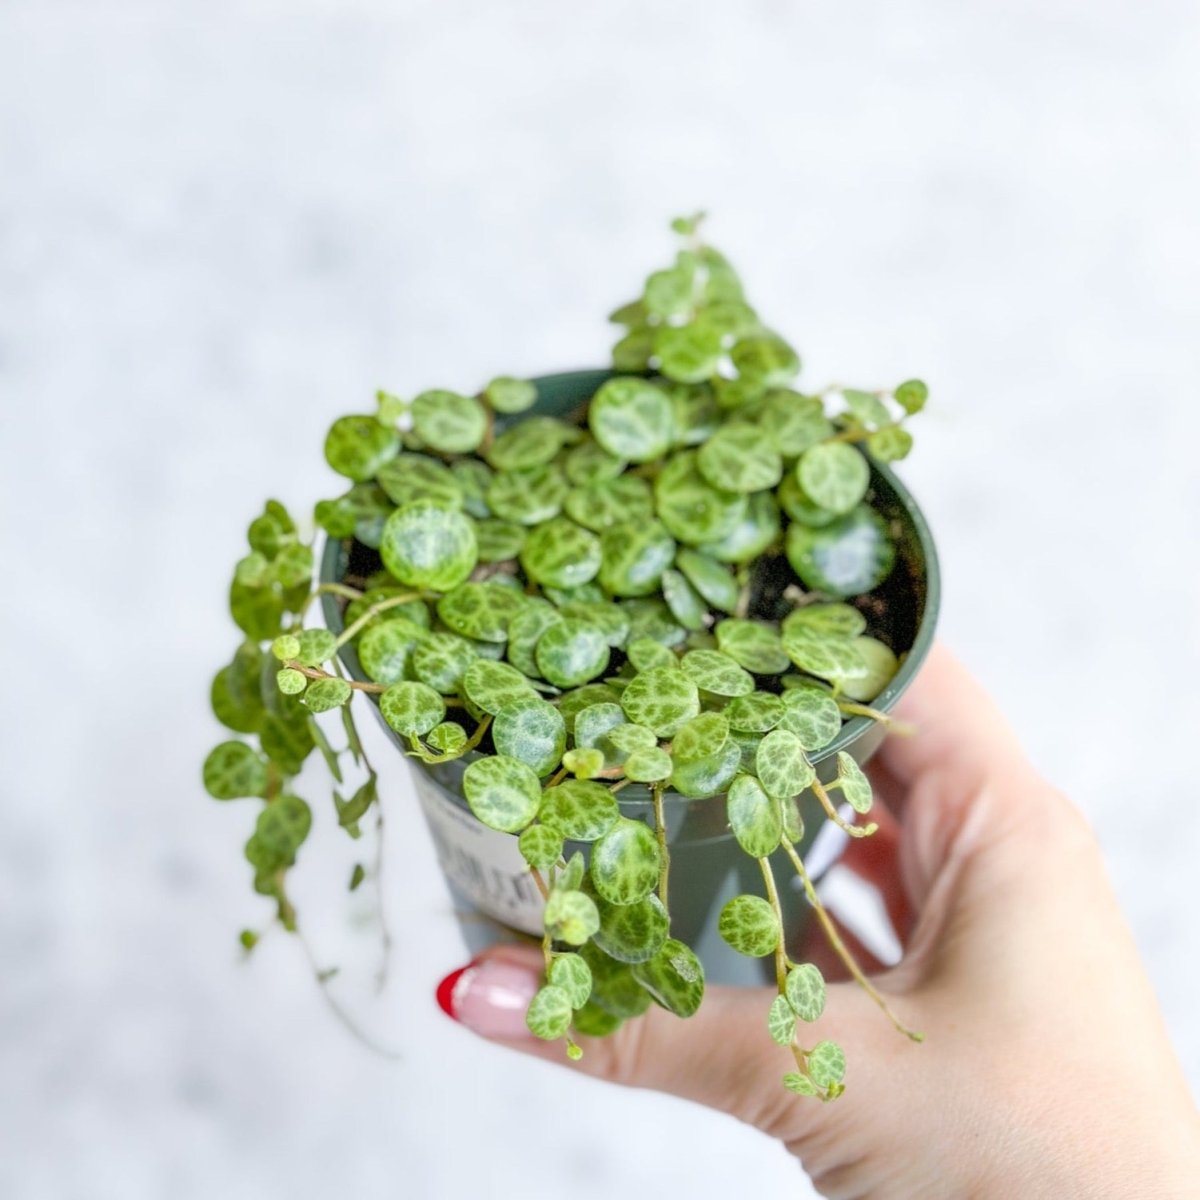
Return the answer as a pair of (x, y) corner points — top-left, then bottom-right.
(204, 213), (929, 1098)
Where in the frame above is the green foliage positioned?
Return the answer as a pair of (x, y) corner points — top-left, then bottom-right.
(462, 755), (541, 833)
(718, 894), (780, 957)
(206, 214), (931, 1099)
(786, 962), (827, 1021)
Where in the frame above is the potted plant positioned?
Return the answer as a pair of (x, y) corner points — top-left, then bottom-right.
(204, 214), (938, 1100)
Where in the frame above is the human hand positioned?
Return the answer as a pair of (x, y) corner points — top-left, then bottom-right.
(434, 645), (1200, 1198)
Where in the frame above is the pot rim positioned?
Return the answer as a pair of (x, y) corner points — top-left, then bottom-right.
(319, 367), (940, 773)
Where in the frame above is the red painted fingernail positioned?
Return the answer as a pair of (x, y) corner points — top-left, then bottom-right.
(436, 962), (472, 1019)
(434, 957), (541, 1037)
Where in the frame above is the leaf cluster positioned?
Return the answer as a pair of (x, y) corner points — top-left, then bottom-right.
(203, 214), (928, 1098)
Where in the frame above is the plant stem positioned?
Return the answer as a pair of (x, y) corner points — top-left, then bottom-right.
(296, 581), (366, 621)
(289, 663), (386, 694)
(837, 700), (916, 734)
(812, 776), (877, 839)
(758, 856), (789, 993)
(335, 592), (424, 648)
(782, 838), (923, 1042)
(652, 783), (670, 910)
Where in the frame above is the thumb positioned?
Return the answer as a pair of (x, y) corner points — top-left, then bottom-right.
(434, 942), (894, 1141)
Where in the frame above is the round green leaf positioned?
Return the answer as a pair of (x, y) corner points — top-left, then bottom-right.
(539, 779), (619, 841)
(894, 378), (928, 414)
(525, 984), (573, 1040)
(427, 721), (467, 755)
(755, 729), (815, 799)
(730, 333), (800, 386)
(680, 649), (754, 697)
(598, 520), (676, 598)
(303, 676), (352, 713)
(376, 453), (463, 509)
(761, 390), (833, 456)
(623, 747), (672, 783)
(592, 893), (669, 964)
(493, 698), (566, 775)
(563, 438), (627, 487)
(621, 597), (687, 647)
(590, 817), (662, 905)
(520, 518), (602, 589)
(549, 954), (593, 1007)
(778, 687), (843, 751)
(565, 474), (654, 532)
(718, 894), (780, 957)
(437, 581), (526, 643)
(660, 568), (707, 631)
(276, 668), (307, 695)
(473, 518), (527, 563)
(558, 601), (630, 649)
(536, 620), (611, 688)
(558, 683), (622, 732)
(697, 423), (783, 494)
(867, 424), (913, 463)
(380, 501), (477, 591)
(589, 378), (676, 463)
(781, 625), (869, 686)
(485, 375), (538, 414)
(655, 322), (722, 384)
(462, 754), (541, 832)
(778, 471), (839, 527)
(643, 259), (695, 317)
(380, 680), (445, 737)
(573, 702), (627, 750)
(675, 549), (739, 612)
(620, 667), (700, 737)
(672, 711), (730, 763)
(654, 451), (747, 546)
(768, 994), (797, 1046)
(323, 415), (400, 482)
(451, 458), (494, 518)
(411, 632), (477, 694)
(507, 605), (564, 677)
(727, 774), (783, 857)
(836, 751), (873, 813)
(272, 634), (301, 662)
(358, 617), (428, 685)
(784, 602), (867, 638)
(543, 889), (601, 946)
(411, 390), (487, 454)
(626, 637), (678, 674)
(808, 1040), (846, 1088)
(252, 794), (312, 867)
(839, 636), (899, 702)
(486, 464), (568, 525)
(563, 747), (604, 778)
(714, 619), (790, 675)
(697, 491), (779, 564)
(487, 415), (572, 471)
(783, 1072), (819, 1097)
(203, 741), (266, 800)
(518, 824), (564, 870)
(579, 943), (652, 1017)
(461, 659), (539, 715)
(631, 939), (705, 1017)
(725, 691), (785, 733)
(796, 443), (869, 515)
(670, 739), (741, 799)
(785, 962), (827, 1022)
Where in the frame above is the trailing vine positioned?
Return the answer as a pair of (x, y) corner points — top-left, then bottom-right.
(205, 213), (929, 1098)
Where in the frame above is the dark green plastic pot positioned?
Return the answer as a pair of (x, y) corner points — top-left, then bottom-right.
(321, 369), (939, 985)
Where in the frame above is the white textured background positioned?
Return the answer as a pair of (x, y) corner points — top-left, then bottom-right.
(2, 3), (1199, 1198)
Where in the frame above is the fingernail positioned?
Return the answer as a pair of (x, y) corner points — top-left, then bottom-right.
(435, 958), (539, 1038)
